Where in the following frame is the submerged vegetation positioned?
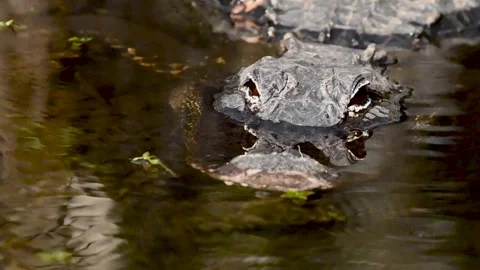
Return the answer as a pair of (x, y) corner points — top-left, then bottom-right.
(0, 19), (14, 28)
(67, 36), (93, 50)
(0, 19), (26, 31)
(281, 190), (314, 201)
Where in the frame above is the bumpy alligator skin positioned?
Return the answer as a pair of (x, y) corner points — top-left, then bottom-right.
(214, 34), (405, 128)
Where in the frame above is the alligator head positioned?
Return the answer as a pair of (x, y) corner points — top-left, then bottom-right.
(215, 34), (408, 130)
(191, 35), (410, 191)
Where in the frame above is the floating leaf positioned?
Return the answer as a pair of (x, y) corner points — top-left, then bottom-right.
(68, 36), (93, 50)
(146, 155), (160, 165)
(67, 36), (92, 43)
(142, 151), (151, 158)
(67, 37), (79, 42)
(0, 19), (26, 31)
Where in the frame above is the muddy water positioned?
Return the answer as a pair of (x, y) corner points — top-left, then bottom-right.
(0, 1), (479, 270)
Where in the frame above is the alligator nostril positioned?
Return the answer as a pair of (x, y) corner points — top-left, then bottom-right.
(244, 79), (260, 97)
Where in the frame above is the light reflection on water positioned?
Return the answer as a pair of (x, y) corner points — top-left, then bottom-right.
(0, 3), (479, 270)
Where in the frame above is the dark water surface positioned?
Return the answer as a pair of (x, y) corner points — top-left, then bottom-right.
(0, 1), (479, 270)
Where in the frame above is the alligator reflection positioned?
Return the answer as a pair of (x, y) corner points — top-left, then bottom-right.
(248, 121), (370, 167)
(187, 97), (379, 191)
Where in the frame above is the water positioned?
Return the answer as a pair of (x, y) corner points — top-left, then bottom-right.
(0, 1), (480, 269)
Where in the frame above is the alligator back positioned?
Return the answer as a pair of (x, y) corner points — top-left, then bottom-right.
(207, 0), (480, 48)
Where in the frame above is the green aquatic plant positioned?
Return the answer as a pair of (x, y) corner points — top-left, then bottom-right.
(23, 136), (45, 150)
(0, 19), (14, 28)
(327, 209), (347, 222)
(131, 151), (178, 177)
(281, 190), (314, 201)
(37, 250), (72, 263)
(68, 36), (93, 50)
(0, 19), (26, 31)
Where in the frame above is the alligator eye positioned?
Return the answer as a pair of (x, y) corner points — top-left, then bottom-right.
(348, 85), (369, 107)
(244, 79), (260, 97)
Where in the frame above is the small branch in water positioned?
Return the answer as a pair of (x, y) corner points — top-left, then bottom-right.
(153, 158), (179, 178)
(131, 151), (179, 178)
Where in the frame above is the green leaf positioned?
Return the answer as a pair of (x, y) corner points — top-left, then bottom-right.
(130, 151), (178, 177)
(68, 36), (93, 50)
(281, 190), (314, 200)
(67, 37), (81, 42)
(146, 155), (160, 165)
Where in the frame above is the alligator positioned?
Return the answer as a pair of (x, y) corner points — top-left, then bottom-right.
(177, 34), (410, 191)
(200, 0), (480, 48)
(172, 0), (480, 191)
(50, 4), (415, 192)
